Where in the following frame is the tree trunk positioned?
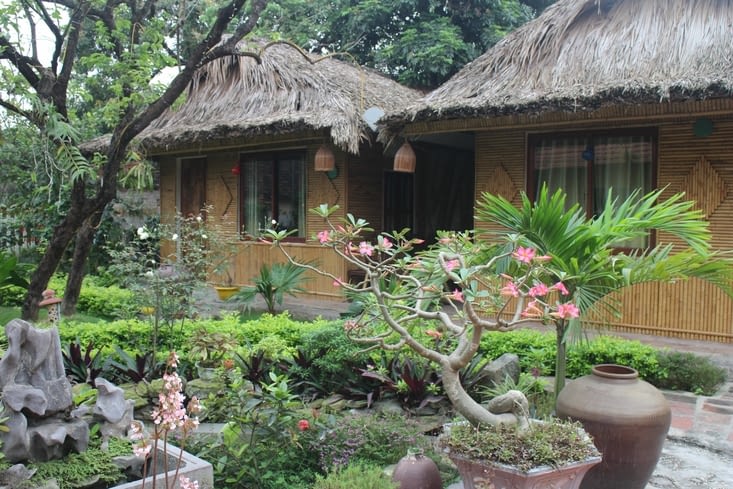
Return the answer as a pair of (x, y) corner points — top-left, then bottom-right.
(62, 211), (103, 316)
(554, 320), (568, 399)
(21, 216), (81, 320)
(441, 366), (522, 427)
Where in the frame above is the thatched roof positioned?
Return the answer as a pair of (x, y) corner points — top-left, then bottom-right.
(382, 0), (733, 133)
(128, 41), (421, 155)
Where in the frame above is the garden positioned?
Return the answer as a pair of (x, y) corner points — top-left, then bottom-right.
(0, 188), (729, 489)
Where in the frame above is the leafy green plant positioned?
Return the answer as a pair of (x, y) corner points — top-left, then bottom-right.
(566, 335), (661, 380)
(0, 251), (29, 291)
(361, 355), (443, 410)
(62, 339), (106, 387)
(192, 372), (321, 489)
(108, 345), (159, 383)
(443, 420), (599, 472)
(480, 372), (553, 419)
(314, 412), (428, 472)
(232, 261), (310, 314)
(649, 350), (727, 395)
(188, 328), (238, 367)
(312, 463), (398, 489)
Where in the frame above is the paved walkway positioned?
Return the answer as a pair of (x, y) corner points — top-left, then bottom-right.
(203, 291), (733, 486)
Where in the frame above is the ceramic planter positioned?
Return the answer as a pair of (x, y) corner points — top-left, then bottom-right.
(213, 285), (240, 301)
(113, 443), (213, 489)
(448, 452), (601, 489)
(556, 364), (671, 489)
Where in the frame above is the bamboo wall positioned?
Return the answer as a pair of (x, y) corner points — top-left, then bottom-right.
(156, 137), (370, 299)
(472, 113), (733, 343)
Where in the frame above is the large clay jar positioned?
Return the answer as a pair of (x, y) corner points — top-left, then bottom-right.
(556, 364), (671, 489)
(392, 449), (443, 489)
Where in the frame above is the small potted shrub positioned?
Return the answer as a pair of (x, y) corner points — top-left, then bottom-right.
(188, 328), (238, 379)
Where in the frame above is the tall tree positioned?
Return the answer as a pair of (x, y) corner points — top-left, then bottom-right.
(256, 0), (556, 89)
(0, 0), (269, 320)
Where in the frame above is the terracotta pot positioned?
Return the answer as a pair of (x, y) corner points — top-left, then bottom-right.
(448, 452), (600, 489)
(392, 449), (443, 489)
(556, 364), (671, 489)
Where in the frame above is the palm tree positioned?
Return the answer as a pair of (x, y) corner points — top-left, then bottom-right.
(476, 186), (733, 396)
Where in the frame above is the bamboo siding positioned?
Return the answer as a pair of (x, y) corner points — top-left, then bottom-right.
(473, 114), (733, 343)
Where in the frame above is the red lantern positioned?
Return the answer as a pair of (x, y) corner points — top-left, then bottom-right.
(231, 165), (241, 175)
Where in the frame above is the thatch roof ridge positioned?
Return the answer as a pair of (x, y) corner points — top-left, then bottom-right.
(138, 40), (421, 154)
(383, 0), (733, 131)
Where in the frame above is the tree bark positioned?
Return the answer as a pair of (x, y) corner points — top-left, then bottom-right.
(62, 211), (103, 316)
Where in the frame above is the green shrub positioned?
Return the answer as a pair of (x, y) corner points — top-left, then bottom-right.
(648, 350), (727, 395)
(314, 412), (428, 471)
(566, 335), (661, 380)
(479, 329), (556, 374)
(48, 275), (137, 319)
(296, 322), (377, 396)
(312, 463), (398, 489)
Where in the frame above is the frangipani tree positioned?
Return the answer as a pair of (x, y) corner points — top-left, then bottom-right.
(477, 186), (733, 395)
(267, 205), (582, 427)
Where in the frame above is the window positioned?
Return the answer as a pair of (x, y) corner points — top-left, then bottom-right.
(240, 151), (305, 238)
(529, 130), (655, 247)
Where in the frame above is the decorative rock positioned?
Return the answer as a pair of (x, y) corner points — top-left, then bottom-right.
(480, 353), (520, 388)
(0, 320), (89, 463)
(0, 463), (36, 488)
(94, 378), (130, 423)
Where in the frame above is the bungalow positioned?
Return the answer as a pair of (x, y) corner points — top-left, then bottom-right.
(134, 40), (473, 297)
(380, 0), (733, 342)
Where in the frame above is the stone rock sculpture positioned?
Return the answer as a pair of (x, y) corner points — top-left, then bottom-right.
(0, 319), (89, 462)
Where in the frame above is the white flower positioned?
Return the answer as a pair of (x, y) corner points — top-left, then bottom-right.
(172, 233), (179, 241)
(196, 216), (203, 222)
(137, 227), (150, 240)
(145, 271), (155, 278)
(201, 234), (207, 240)
(271, 219), (277, 225)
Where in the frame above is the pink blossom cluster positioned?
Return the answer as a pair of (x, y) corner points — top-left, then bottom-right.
(502, 247), (580, 321)
(131, 351), (202, 489)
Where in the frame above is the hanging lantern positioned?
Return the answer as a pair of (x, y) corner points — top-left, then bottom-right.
(231, 164), (241, 175)
(394, 142), (416, 173)
(314, 145), (336, 172)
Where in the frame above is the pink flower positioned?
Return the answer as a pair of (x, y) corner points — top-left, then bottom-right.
(553, 302), (580, 319)
(552, 281), (570, 295)
(500, 281), (520, 297)
(133, 442), (152, 458)
(449, 289), (464, 303)
(513, 246), (536, 263)
(425, 329), (443, 339)
(179, 476), (200, 489)
(333, 277), (344, 287)
(358, 241), (373, 256)
(444, 259), (460, 272)
(380, 237), (393, 249)
(317, 230), (331, 244)
(528, 283), (549, 297)
(298, 419), (310, 431)
(521, 300), (544, 318)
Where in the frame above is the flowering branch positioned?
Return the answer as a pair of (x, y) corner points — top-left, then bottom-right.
(131, 352), (202, 489)
(267, 205), (579, 427)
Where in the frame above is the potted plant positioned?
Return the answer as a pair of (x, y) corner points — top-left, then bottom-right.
(265, 205), (600, 488)
(188, 328), (238, 379)
(266, 187), (730, 488)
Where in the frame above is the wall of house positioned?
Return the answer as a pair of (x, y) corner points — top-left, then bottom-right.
(155, 138), (384, 299)
(471, 112), (733, 342)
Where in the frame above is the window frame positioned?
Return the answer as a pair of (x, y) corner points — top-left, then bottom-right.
(527, 127), (658, 250)
(238, 149), (307, 243)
